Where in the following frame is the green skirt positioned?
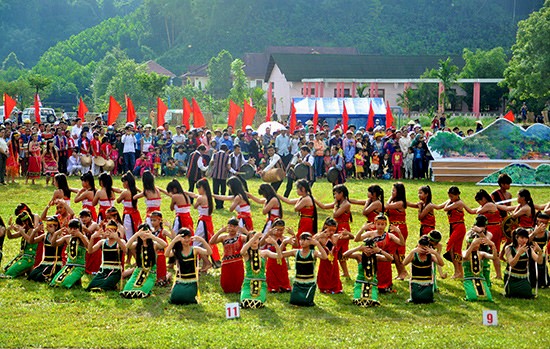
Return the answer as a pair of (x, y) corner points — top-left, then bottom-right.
(28, 263), (62, 283)
(464, 277), (493, 301)
(170, 280), (198, 305)
(353, 280), (379, 307)
(240, 278), (267, 309)
(87, 268), (122, 291)
(120, 266), (157, 299)
(410, 282), (434, 304)
(504, 274), (533, 299)
(50, 264), (86, 288)
(3, 253), (35, 278)
(289, 281), (316, 306)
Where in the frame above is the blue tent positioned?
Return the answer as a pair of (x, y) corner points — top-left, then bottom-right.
(293, 97), (386, 130)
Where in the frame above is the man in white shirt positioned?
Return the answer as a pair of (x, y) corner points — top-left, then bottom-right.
(172, 126), (186, 155)
(0, 127), (8, 185)
(284, 145), (314, 197)
(274, 128), (291, 167)
(121, 126), (137, 173)
(70, 119), (83, 139)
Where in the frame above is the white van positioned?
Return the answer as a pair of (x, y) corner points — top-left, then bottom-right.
(22, 107), (57, 123)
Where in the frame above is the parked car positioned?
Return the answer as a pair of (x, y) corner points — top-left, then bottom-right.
(22, 107), (57, 123)
(0, 105), (20, 123)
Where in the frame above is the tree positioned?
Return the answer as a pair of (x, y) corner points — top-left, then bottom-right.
(229, 59), (249, 104)
(103, 59), (147, 112)
(206, 50), (233, 99)
(435, 58), (459, 111)
(460, 47), (508, 111)
(137, 71), (169, 109)
(396, 87), (414, 117)
(27, 74), (52, 94)
(504, 1), (550, 100)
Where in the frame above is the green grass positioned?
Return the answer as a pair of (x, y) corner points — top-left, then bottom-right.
(0, 178), (549, 348)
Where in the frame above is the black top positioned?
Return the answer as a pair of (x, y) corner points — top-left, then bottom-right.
(412, 253), (433, 281)
(295, 250), (315, 281)
(102, 239), (122, 267)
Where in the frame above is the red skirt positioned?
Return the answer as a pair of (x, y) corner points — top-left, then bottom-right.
(487, 223), (503, 253)
(238, 213), (254, 231)
(297, 217), (314, 240)
(377, 260), (393, 290)
(446, 222), (466, 257)
(83, 204), (98, 222)
(197, 216), (220, 262)
(420, 224), (435, 236)
(317, 256), (342, 293)
(394, 223), (408, 256)
(220, 258), (244, 293)
(85, 236), (102, 274)
(156, 250), (167, 282)
(176, 213), (194, 233)
(266, 256), (291, 292)
(27, 156), (41, 179)
(33, 242), (44, 268)
(123, 208), (142, 236)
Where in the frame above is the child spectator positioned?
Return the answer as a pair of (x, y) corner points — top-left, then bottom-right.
(370, 151), (380, 178)
(323, 148), (332, 176)
(392, 148), (403, 179)
(134, 152), (152, 177)
(354, 149), (365, 179)
(404, 147), (414, 179)
(153, 147), (162, 176)
(413, 142), (425, 179)
(174, 146), (187, 175)
(163, 157), (178, 177)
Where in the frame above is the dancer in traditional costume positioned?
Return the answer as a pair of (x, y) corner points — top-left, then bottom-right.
(26, 133), (41, 185)
(284, 233), (328, 306)
(355, 214), (405, 292)
(278, 179), (317, 242)
(528, 213), (550, 288)
(209, 218), (248, 293)
(350, 184), (384, 224)
(77, 209), (100, 274)
(260, 219), (293, 292)
(149, 211), (173, 286)
(248, 183), (283, 235)
(120, 224), (167, 298)
(50, 219), (89, 288)
(87, 220), (127, 291)
(504, 228), (543, 299)
(386, 182), (409, 280)
(240, 232), (283, 308)
(93, 172), (118, 222)
(167, 228), (212, 305)
(213, 176), (254, 230)
(497, 189), (536, 229)
(407, 186), (438, 237)
(5, 132), (20, 184)
(50, 173), (76, 207)
(345, 238), (394, 306)
(117, 172), (142, 240)
(134, 170), (162, 228)
(74, 172), (98, 221)
(0, 216), (5, 267)
(42, 140), (58, 185)
(28, 216), (64, 282)
(315, 184), (353, 278)
(166, 179), (194, 235)
(2, 212), (38, 278)
(404, 235), (444, 304)
(462, 231), (497, 302)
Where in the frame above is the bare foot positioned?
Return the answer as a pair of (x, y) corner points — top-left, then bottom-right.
(440, 272), (448, 279)
(200, 262), (212, 273)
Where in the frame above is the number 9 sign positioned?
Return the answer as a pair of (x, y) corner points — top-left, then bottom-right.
(482, 310), (498, 326)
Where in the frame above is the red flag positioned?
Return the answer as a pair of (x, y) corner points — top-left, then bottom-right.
(289, 99), (297, 133)
(192, 98), (206, 128)
(242, 100), (257, 132)
(313, 100), (319, 131)
(266, 83), (272, 122)
(228, 100), (242, 130)
(503, 110), (515, 122)
(77, 97), (88, 122)
(182, 98), (191, 129)
(107, 96), (122, 125)
(34, 94), (41, 123)
(3, 94), (16, 120)
(342, 101), (349, 133)
(367, 100), (375, 129)
(385, 100), (394, 128)
(157, 97), (168, 126)
(126, 95), (136, 123)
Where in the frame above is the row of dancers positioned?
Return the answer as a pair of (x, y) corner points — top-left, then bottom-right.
(0, 171), (549, 307)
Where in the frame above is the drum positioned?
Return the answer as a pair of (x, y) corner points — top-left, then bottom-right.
(262, 168), (285, 183)
(103, 159), (115, 172)
(327, 167), (339, 184)
(94, 156), (107, 167)
(240, 163), (256, 180)
(502, 216), (519, 241)
(294, 163), (309, 179)
(81, 155), (92, 167)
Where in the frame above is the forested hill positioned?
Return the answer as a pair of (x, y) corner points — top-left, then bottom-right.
(0, 0), (142, 67)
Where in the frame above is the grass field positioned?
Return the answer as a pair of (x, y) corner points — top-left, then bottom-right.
(0, 177), (549, 348)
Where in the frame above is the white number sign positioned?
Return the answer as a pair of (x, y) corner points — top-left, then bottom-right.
(482, 310), (498, 326)
(225, 302), (240, 319)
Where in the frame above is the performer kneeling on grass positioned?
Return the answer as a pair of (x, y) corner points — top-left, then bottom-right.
(403, 235), (444, 304)
(354, 214), (405, 293)
(28, 216), (64, 282)
(527, 213), (550, 289)
(259, 219), (293, 293)
(284, 232), (328, 306)
(2, 212), (38, 278)
(50, 219), (89, 288)
(504, 228), (543, 299)
(86, 220), (127, 291)
(344, 238), (393, 307)
(426, 230), (447, 291)
(120, 224), (167, 299)
(166, 228), (212, 305)
(240, 232), (283, 308)
(462, 231), (498, 302)
(209, 218), (248, 293)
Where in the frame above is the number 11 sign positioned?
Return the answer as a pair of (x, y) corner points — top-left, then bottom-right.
(226, 303), (240, 319)
(482, 310), (498, 326)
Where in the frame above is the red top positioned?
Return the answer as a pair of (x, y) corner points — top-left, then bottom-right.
(222, 236), (244, 262)
(387, 207), (407, 224)
(335, 210), (351, 232)
(482, 210), (502, 225)
(420, 211), (436, 227)
(447, 208), (465, 224)
(299, 206), (315, 218)
(519, 214), (534, 228)
(366, 209), (379, 223)
(90, 139), (101, 156)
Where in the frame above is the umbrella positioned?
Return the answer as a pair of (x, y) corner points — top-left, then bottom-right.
(256, 121), (286, 136)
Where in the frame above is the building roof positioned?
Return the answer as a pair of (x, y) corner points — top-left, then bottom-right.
(265, 54), (466, 81)
(244, 46), (359, 79)
(144, 60), (176, 78)
(180, 63), (208, 78)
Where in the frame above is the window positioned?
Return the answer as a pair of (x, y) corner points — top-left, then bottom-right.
(301, 87), (315, 96)
(256, 79), (263, 88)
(376, 89), (385, 99)
(334, 89), (351, 97)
